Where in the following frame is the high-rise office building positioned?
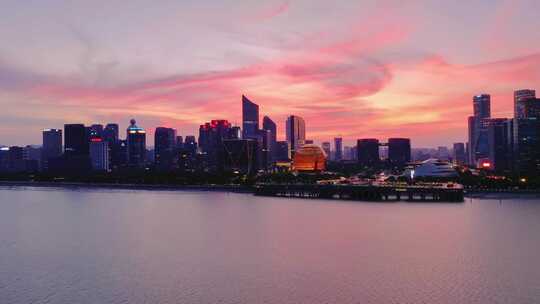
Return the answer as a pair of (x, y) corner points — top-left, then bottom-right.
(230, 126), (242, 139)
(176, 136), (184, 149)
(90, 124), (104, 138)
(321, 142), (331, 158)
(453, 143), (466, 165)
(23, 145), (41, 171)
(199, 120), (233, 170)
(388, 138), (411, 168)
(473, 94), (491, 119)
(126, 119), (146, 168)
(484, 118), (513, 172)
(257, 129), (272, 169)
(357, 139), (380, 167)
(334, 137), (343, 161)
(184, 136), (197, 154)
(242, 95), (259, 139)
(64, 124), (89, 156)
(42, 129), (62, 170)
(223, 139), (259, 175)
(286, 115), (306, 156)
(513, 118), (540, 175)
(514, 89), (536, 119)
(89, 137), (109, 171)
(103, 124), (119, 143)
(154, 127), (177, 169)
(513, 92), (540, 175)
(262, 116), (277, 161)
(468, 94), (491, 165)
(275, 141), (290, 161)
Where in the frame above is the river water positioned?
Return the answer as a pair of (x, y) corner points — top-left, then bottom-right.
(0, 187), (539, 303)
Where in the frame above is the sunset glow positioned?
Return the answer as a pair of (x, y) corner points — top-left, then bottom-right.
(2, 0), (540, 146)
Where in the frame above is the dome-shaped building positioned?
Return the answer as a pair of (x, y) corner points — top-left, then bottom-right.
(293, 144), (327, 172)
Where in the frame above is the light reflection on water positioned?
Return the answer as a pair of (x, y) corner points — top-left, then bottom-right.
(0, 187), (539, 304)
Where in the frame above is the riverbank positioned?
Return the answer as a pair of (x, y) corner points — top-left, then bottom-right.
(1, 181), (540, 199)
(0, 181), (253, 193)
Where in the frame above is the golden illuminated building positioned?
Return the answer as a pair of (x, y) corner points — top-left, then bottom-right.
(292, 144), (327, 172)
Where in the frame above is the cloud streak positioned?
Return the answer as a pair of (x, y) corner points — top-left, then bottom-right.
(1, 0), (540, 147)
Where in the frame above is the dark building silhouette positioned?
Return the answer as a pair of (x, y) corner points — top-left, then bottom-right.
(511, 90), (540, 175)
(90, 124), (104, 138)
(199, 120), (233, 170)
(176, 136), (184, 150)
(453, 143), (466, 165)
(257, 129), (272, 170)
(242, 95), (259, 139)
(110, 140), (128, 170)
(357, 139), (380, 167)
(184, 136), (197, 154)
(42, 129), (62, 171)
(514, 118), (540, 176)
(230, 126), (242, 139)
(5, 146), (24, 172)
(468, 94), (491, 165)
(103, 124), (119, 143)
(262, 116), (277, 161)
(485, 118), (513, 172)
(275, 141), (290, 161)
(89, 137), (109, 171)
(334, 137), (343, 161)
(223, 139), (259, 175)
(514, 89), (536, 119)
(286, 115), (305, 156)
(64, 124), (89, 156)
(154, 127), (177, 170)
(126, 119), (146, 168)
(473, 94), (491, 118)
(388, 138), (411, 168)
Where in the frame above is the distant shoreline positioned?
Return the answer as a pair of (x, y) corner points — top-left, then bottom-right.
(1, 181), (539, 199)
(0, 181), (253, 193)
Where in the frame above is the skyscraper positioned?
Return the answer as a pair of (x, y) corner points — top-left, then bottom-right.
(286, 115), (306, 156)
(89, 137), (109, 171)
(514, 89), (536, 119)
(154, 127), (177, 169)
(513, 117), (540, 175)
(388, 138), (411, 168)
(473, 94), (491, 118)
(90, 124), (104, 138)
(199, 120), (233, 170)
(64, 124), (89, 156)
(223, 139), (259, 175)
(242, 95), (259, 139)
(485, 118), (513, 172)
(334, 137), (343, 161)
(103, 124), (119, 143)
(126, 119), (146, 168)
(468, 94), (491, 165)
(513, 91), (540, 175)
(357, 139), (380, 167)
(42, 129), (62, 170)
(262, 116), (277, 161)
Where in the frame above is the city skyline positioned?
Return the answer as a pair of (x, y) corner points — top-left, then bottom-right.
(2, 1), (540, 146)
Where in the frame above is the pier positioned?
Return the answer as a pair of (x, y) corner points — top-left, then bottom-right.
(254, 183), (464, 202)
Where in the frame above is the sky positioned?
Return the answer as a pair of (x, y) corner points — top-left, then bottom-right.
(1, 0), (540, 147)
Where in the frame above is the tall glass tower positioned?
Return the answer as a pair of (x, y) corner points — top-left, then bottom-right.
(242, 95), (259, 139)
(286, 115), (306, 156)
(126, 119), (146, 168)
